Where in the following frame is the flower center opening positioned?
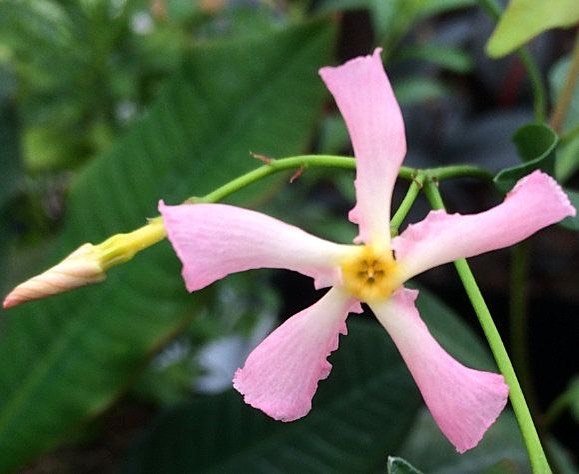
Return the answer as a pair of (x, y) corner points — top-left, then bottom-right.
(340, 245), (399, 302)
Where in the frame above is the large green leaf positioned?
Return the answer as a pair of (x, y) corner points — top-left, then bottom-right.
(486, 0), (579, 58)
(397, 410), (529, 473)
(0, 20), (335, 472)
(122, 320), (422, 473)
(122, 289), (527, 472)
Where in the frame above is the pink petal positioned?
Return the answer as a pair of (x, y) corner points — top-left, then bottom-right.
(394, 171), (576, 281)
(159, 202), (350, 291)
(319, 48), (406, 247)
(371, 288), (509, 453)
(233, 288), (361, 421)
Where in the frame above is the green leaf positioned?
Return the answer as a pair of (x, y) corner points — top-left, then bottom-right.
(388, 456), (424, 474)
(398, 410), (529, 472)
(314, 0), (474, 50)
(493, 123), (558, 193)
(394, 45), (474, 73)
(486, 0), (579, 58)
(122, 288), (527, 473)
(569, 376), (579, 421)
(0, 89), (21, 207)
(123, 320), (423, 473)
(0, 20), (335, 472)
(560, 189), (579, 231)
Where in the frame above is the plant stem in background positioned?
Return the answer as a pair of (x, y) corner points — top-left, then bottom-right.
(423, 179), (552, 474)
(543, 381), (578, 429)
(550, 31), (579, 133)
(477, 0), (547, 122)
(518, 49), (547, 122)
(509, 242), (540, 416)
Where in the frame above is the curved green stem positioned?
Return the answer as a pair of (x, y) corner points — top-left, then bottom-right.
(428, 164), (493, 181)
(192, 155), (491, 204)
(519, 49), (547, 122)
(550, 31), (579, 133)
(390, 173), (425, 236)
(423, 180), (551, 474)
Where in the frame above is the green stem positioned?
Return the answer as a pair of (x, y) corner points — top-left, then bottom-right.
(519, 49), (547, 122)
(390, 174), (425, 236)
(550, 31), (579, 133)
(429, 165), (493, 181)
(477, 0), (547, 121)
(423, 180), (551, 474)
(69, 156), (491, 278)
(192, 155), (491, 204)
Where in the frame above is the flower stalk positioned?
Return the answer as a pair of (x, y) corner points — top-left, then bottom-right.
(423, 179), (551, 474)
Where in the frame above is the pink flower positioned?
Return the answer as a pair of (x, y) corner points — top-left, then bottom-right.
(159, 49), (575, 452)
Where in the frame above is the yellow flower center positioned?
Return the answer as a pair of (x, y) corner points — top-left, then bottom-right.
(340, 245), (399, 302)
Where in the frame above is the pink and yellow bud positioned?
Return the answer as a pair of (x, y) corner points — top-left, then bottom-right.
(2, 218), (166, 309)
(2, 243), (105, 309)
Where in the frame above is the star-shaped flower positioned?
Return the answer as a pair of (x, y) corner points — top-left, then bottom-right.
(159, 49), (575, 452)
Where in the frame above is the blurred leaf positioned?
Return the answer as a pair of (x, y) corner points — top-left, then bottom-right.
(486, 0), (579, 58)
(122, 319), (422, 473)
(546, 438), (579, 474)
(493, 123), (558, 193)
(556, 133), (579, 183)
(196, 1), (286, 40)
(394, 44), (474, 73)
(0, 77), (21, 206)
(318, 114), (350, 155)
(123, 288), (525, 472)
(398, 410), (529, 473)
(394, 77), (448, 106)
(134, 274), (280, 405)
(314, 0), (474, 50)
(412, 285), (495, 370)
(22, 125), (88, 172)
(0, 69), (22, 296)
(560, 189), (579, 231)
(550, 56), (579, 134)
(388, 456), (424, 474)
(0, 20), (335, 472)
(569, 376), (579, 421)
(550, 56), (579, 182)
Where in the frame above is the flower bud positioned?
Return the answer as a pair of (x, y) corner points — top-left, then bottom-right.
(3, 218), (166, 309)
(3, 244), (106, 309)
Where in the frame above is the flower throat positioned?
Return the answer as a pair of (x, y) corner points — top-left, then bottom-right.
(340, 245), (399, 302)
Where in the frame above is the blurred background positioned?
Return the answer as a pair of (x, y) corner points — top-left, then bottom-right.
(0, 0), (577, 472)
